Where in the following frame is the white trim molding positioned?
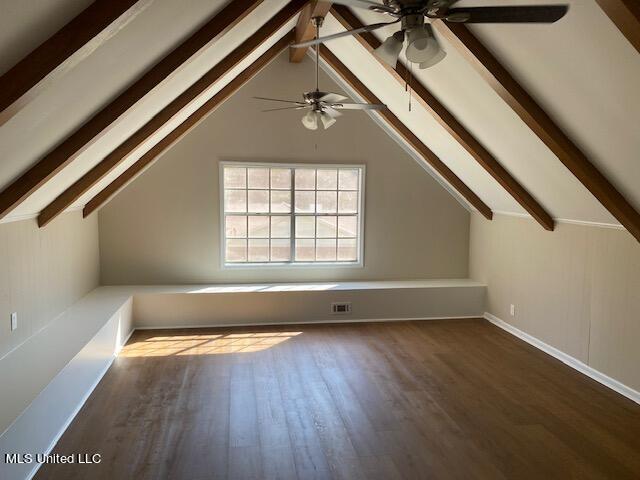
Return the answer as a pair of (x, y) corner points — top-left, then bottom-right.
(484, 312), (640, 405)
(134, 314), (482, 330)
(491, 210), (625, 230)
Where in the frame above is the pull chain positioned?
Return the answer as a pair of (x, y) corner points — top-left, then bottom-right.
(404, 61), (413, 111)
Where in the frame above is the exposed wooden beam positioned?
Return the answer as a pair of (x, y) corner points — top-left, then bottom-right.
(38, 1), (305, 227)
(331, 5), (553, 231)
(435, 20), (640, 242)
(0, 0), (152, 127)
(595, 0), (640, 53)
(0, 0), (265, 221)
(319, 45), (493, 220)
(83, 33), (294, 218)
(290, 1), (332, 62)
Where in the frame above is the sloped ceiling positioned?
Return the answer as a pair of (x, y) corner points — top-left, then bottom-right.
(0, 0), (638, 229)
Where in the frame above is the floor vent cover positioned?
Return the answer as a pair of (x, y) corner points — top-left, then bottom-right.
(331, 302), (352, 314)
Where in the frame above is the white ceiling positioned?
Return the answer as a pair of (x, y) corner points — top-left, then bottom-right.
(0, 0), (638, 228)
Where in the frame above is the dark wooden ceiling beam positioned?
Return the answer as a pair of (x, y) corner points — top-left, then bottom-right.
(83, 32), (294, 218)
(0, 0), (151, 126)
(0, 0), (265, 221)
(39, 0), (306, 227)
(435, 20), (640, 242)
(290, 1), (333, 62)
(595, 0), (640, 53)
(331, 5), (553, 230)
(319, 45), (493, 220)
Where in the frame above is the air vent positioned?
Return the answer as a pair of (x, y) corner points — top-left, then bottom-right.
(331, 302), (352, 315)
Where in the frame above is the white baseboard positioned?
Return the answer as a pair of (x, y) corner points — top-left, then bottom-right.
(134, 315), (482, 331)
(484, 312), (640, 405)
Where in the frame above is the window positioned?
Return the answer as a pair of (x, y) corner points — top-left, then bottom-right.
(221, 162), (364, 266)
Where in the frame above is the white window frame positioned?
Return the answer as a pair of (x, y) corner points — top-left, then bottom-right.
(219, 161), (365, 268)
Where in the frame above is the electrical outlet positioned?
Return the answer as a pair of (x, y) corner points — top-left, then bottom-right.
(510, 304), (515, 316)
(10, 312), (18, 331)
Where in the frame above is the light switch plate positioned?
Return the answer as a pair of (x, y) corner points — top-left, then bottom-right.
(10, 312), (17, 331)
(509, 304), (515, 316)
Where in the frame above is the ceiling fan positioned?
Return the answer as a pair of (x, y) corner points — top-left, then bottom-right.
(255, 16), (385, 131)
(292, 0), (569, 69)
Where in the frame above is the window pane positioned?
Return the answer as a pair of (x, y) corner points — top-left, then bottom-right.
(271, 191), (291, 213)
(248, 239), (269, 262)
(295, 216), (315, 238)
(223, 164), (362, 265)
(271, 168), (291, 189)
(226, 239), (246, 262)
(270, 216), (290, 238)
(316, 216), (337, 238)
(247, 168), (269, 189)
(317, 191), (337, 214)
(225, 215), (246, 238)
(295, 239), (315, 261)
(295, 191), (315, 213)
(224, 167), (246, 189)
(338, 191), (358, 213)
(271, 239), (291, 261)
(295, 169), (315, 190)
(338, 238), (357, 261)
(225, 190), (246, 213)
(339, 169), (359, 190)
(338, 216), (357, 238)
(317, 169), (337, 190)
(248, 216), (269, 238)
(316, 239), (337, 261)
(248, 190), (269, 213)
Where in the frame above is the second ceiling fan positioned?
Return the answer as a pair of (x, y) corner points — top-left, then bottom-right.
(292, 0), (569, 69)
(256, 16), (385, 130)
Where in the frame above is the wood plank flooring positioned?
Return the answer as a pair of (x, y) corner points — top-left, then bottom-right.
(36, 319), (640, 480)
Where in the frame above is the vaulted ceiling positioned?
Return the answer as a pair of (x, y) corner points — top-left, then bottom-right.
(0, 0), (638, 241)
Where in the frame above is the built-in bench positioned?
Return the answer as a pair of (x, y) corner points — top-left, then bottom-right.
(0, 279), (485, 480)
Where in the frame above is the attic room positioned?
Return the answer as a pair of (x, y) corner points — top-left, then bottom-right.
(0, 0), (639, 478)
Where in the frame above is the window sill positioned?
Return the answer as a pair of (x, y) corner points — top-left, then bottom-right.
(222, 261), (364, 269)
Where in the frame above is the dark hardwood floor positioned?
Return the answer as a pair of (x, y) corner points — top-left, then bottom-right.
(36, 319), (640, 480)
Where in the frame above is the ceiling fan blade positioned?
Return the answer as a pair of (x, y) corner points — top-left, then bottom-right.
(320, 93), (348, 103)
(262, 106), (309, 112)
(445, 5), (569, 24)
(253, 96), (305, 105)
(332, 0), (397, 14)
(323, 106), (343, 119)
(329, 102), (386, 110)
(291, 20), (400, 48)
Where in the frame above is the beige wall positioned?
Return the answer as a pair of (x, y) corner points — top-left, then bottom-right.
(0, 211), (100, 359)
(98, 52), (470, 284)
(469, 212), (640, 392)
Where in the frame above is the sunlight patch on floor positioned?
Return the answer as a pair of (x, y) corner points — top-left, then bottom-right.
(120, 331), (302, 357)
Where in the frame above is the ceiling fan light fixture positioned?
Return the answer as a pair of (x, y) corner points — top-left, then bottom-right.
(320, 112), (337, 129)
(405, 24), (444, 66)
(373, 31), (404, 68)
(418, 47), (446, 69)
(301, 110), (319, 130)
